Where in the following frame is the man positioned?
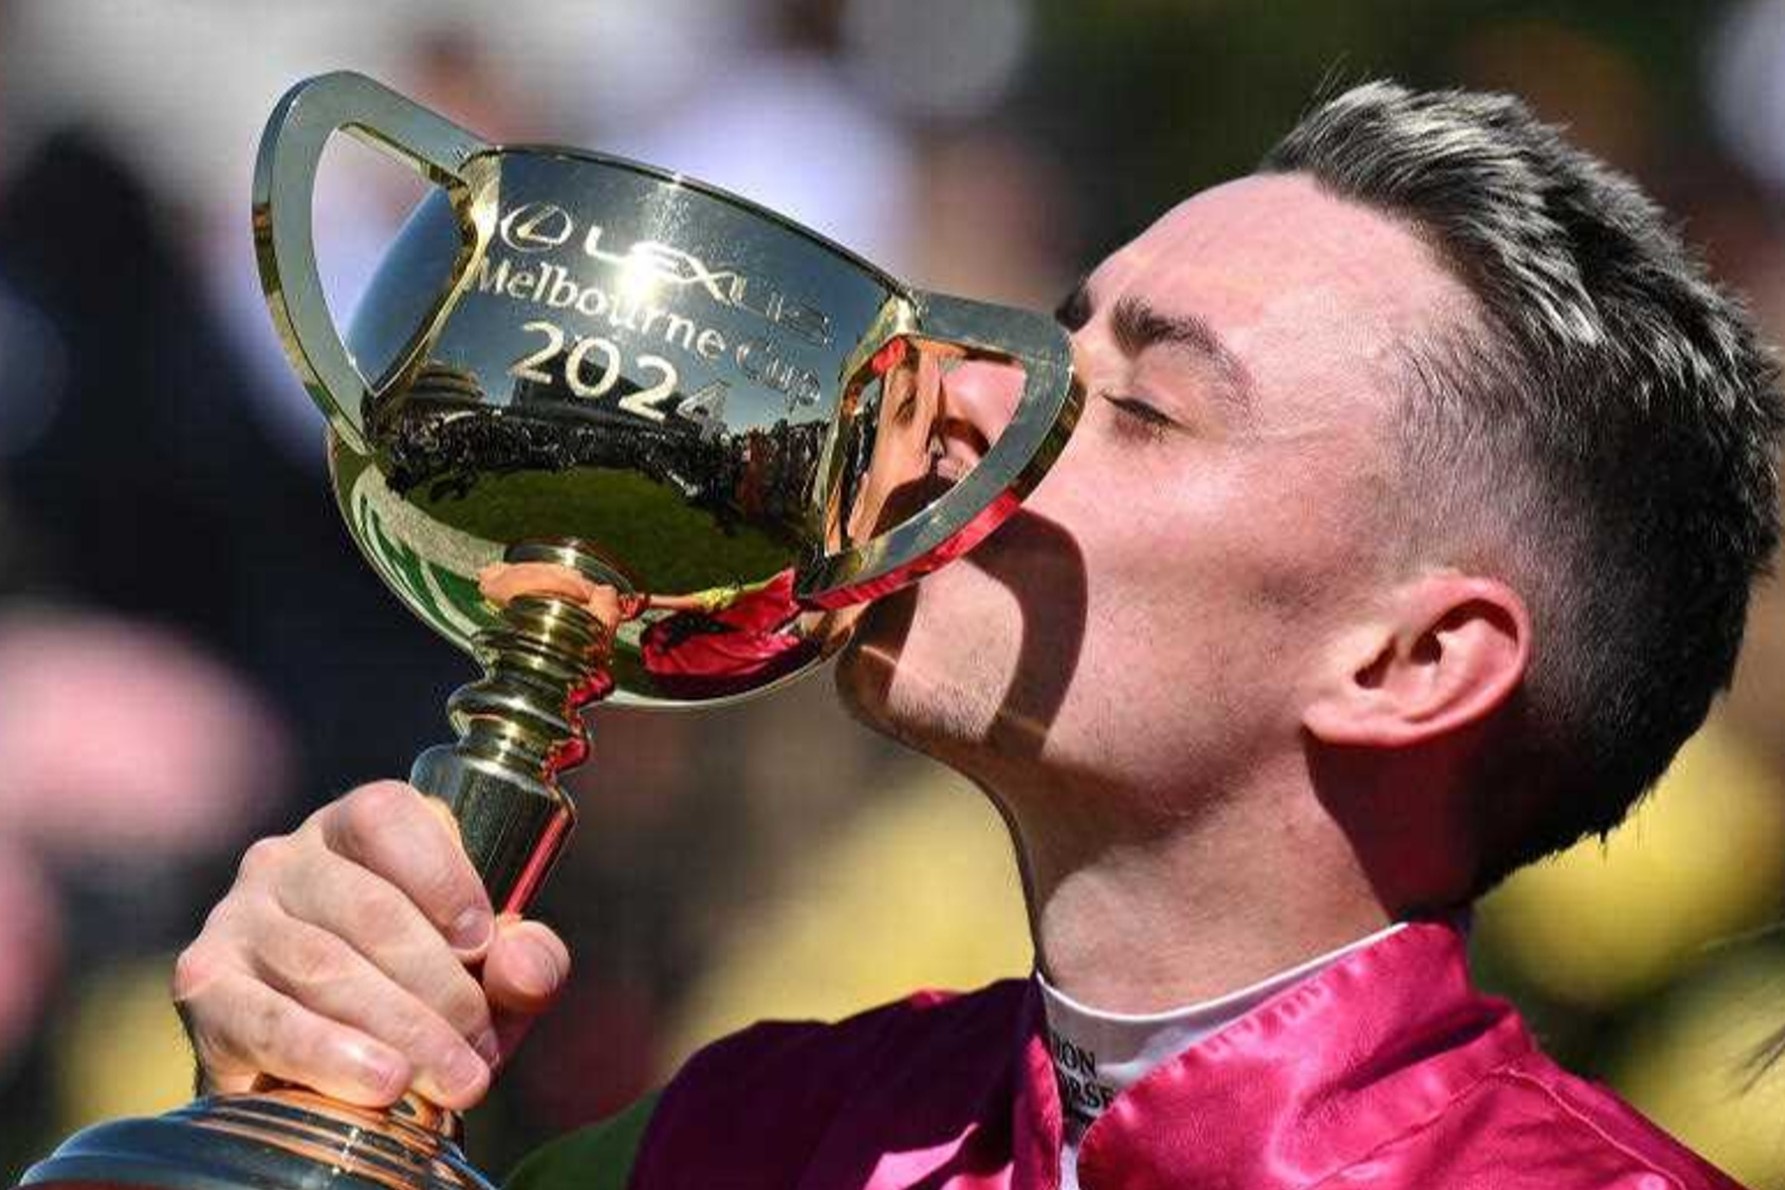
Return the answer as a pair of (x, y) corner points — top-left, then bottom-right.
(173, 83), (1782, 1187)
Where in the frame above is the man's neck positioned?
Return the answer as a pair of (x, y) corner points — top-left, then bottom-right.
(1009, 775), (1394, 1014)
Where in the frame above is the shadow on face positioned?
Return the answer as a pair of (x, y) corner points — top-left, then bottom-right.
(829, 338), (1090, 761)
(843, 499), (1088, 766)
(1301, 723), (1494, 916)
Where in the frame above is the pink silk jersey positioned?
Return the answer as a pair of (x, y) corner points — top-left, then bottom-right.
(605, 920), (1744, 1188)
(614, 927), (1742, 1184)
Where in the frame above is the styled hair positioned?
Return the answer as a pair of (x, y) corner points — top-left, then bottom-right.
(1262, 82), (1785, 891)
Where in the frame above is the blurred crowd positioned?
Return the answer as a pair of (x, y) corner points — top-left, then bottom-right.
(1, 0), (1784, 1185)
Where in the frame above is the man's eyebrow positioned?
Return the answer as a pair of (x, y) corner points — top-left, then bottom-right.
(1111, 295), (1248, 388)
(1053, 281), (1253, 411)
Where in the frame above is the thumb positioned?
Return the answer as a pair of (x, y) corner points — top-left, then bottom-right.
(482, 916), (571, 1066)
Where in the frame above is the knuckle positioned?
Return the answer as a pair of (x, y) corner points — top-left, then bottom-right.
(170, 944), (221, 1006)
(199, 890), (251, 938)
(350, 779), (415, 827)
(338, 787), (390, 850)
(193, 886), (274, 965)
(337, 782), (421, 862)
(235, 836), (289, 886)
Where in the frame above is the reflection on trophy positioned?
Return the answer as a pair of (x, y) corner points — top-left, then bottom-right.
(20, 71), (1077, 1190)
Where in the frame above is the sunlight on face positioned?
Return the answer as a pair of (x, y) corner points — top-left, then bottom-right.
(840, 173), (1478, 812)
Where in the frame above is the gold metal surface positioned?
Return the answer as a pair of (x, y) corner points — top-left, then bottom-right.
(18, 69), (1082, 1190)
(260, 71), (1078, 706)
(411, 540), (623, 914)
(24, 1088), (489, 1190)
(253, 71), (499, 457)
(21, 542), (626, 1190)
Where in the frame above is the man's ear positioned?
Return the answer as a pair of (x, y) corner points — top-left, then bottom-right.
(1303, 572), (1531, 749)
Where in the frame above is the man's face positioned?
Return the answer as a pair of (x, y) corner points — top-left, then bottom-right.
(837, 173), (1477, 812)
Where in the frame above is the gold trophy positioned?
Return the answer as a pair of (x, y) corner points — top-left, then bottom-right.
(20, 72), (1078, 1190)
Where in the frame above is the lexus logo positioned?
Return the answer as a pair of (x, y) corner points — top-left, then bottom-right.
(500, 202), (574, 252)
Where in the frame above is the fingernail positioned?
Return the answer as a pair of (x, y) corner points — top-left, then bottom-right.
(442, 1046), (488, 1096)
(472, 1028), (500, 1065)
(449, 907), (492, 951)
(520, 938), (566, 996)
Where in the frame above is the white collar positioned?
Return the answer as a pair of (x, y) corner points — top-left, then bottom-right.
(1038, 922), (1409, 1134)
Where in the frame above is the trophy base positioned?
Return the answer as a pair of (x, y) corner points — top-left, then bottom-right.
(18, 541), (628, 1190)
(20, 1089), (491, 1190)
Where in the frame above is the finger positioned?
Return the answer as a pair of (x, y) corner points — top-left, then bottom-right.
(483, 917), (571, 1066)
(179, 966), (412, 1108)
(249, 913), (495, 1108)
(483, 917), (571, 1016)
(273, 846), (494, 1047)
(316, 781), (493, 957)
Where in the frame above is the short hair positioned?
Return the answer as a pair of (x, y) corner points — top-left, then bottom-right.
(1261, 82), (1785, 892)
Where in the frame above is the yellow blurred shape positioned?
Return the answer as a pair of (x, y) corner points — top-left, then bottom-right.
(55, 955), (193, 1130)
(1609, 946), (1785, 1190)
(663, 764), (1031, 1070)
(1478, 717), (1785, 1008)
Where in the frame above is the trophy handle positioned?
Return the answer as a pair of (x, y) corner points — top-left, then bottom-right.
(800, 291), (1082, 607)
(253, 71), (499, 455)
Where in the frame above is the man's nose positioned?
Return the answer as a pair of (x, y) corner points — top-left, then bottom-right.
(936, 357), (1026, 461)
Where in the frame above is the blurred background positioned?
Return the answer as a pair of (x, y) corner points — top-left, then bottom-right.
(2, 0), (1785, 1182)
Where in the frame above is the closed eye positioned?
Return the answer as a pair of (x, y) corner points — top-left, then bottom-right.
(1102, 392), (1178, 434)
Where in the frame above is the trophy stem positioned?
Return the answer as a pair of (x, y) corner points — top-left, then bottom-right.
(19, 541), (628, 1190)
(411, 552), (623, 915)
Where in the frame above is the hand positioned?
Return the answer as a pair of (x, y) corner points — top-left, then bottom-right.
(172, 781), (571, 1110)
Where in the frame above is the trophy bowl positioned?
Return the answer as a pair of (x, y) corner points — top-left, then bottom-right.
(18, 71), (1078, 1190)
(261, 71), (1080, 708)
